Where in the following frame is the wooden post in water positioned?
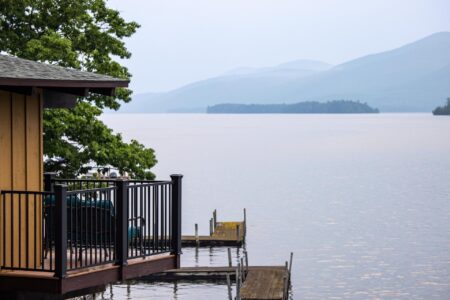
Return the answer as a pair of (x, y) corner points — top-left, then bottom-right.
(244, 250), (249, 274)
(195, 223), (199, 246)
(236, 263), (241, 300)
(226, 273), (233, 300)
(288, 252), (293, 284)
(240, 258), (245, 281)
(228, 248), (232, 267)
(236, 224), (240, 243)
(243, 208), (247, 243)
(209, 218), (213, 236)
(283, 261), (289, 300)
(282, 275), (287, 300)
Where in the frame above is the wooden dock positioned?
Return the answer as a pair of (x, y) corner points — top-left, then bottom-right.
(146, 266), (284, 281)
(146, 265), (290, 300)
(240, 267), (288, 300)
(182, 209), (247, 247)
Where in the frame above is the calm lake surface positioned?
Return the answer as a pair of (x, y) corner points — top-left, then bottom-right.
(97, 113), (450, 299)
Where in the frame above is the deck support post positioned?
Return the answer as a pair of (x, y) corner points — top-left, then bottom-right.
(54, 184), (67, 278)
(116, 180), (129, 268)
(226, 273), (233, 300)
(170, 174), (183, 268)
(44, 172), (57, 192)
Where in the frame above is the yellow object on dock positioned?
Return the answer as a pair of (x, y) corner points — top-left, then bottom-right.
(213, 221), (245, 240)
(182, 221), (245, 246)
(182, 209), (247, 247)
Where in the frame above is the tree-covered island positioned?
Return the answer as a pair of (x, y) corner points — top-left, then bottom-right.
(207, 100), (379, 114)
(432, 98), (450, 115)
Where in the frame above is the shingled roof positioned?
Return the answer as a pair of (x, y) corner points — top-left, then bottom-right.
(0, 54), (129, 89)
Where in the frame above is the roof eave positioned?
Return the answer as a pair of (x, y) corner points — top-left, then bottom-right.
(0, 77), (129, 88)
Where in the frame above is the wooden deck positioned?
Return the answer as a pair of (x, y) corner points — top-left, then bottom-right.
(147, 265), (289, 299)
(0, 253), (178, 297)
(21, 247), (167, 271)
(147, 265), (285, 281)
(240, 267), (287, 300)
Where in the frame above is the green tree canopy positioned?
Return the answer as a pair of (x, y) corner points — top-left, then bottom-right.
(0, 0), (157, 179)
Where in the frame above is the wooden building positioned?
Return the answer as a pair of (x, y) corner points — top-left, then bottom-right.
(0, 54), (182, 299)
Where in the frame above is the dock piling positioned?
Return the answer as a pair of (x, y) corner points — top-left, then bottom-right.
(240, 262), (244, 286)
(236, 224), (240, 243)
(282, 261), (289, 300)
(240, 258), (245, 280)
(195, 223), (199, 246)
(244, 250), (248, 274)
(243, 208), (247, 242)
(288, 252), (293, 284)
(236, 266), (241, 300)
(226, 273), (233, 300)
(228, 248), (232, 267)
(209, 218), (213, 236)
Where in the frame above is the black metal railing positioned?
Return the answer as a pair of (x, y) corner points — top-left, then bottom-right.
(127, 181), (172, 259)
(49, 178), (116, 192)
(0, 190), (54, 272)
(0, 174), (183, 278)
(54, 185), (117, 271)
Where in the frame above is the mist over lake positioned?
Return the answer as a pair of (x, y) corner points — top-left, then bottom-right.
(100, 113), (450, 299)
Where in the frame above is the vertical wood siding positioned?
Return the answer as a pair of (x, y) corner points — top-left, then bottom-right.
(0, 90), (43, 268)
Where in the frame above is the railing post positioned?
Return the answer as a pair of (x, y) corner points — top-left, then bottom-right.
(44, 172), (57, 192)
(170, 174), (183, 267)
(54, 184), (67, 278)
(116, 179), (128, 267)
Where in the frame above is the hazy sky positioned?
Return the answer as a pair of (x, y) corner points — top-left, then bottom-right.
(108, 0), (450, 94)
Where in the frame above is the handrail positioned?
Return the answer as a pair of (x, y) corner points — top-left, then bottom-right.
(0, 174), (182, 277)
(66, 186), (117, 194)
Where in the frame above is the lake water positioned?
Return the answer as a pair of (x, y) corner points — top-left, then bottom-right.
(96, 113), (450, 299)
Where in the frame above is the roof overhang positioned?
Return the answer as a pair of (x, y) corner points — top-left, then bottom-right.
(0, 78), (129, 108)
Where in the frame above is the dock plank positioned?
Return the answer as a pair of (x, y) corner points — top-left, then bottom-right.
(240, 268), (286, 300)
(146, 266), (285, 281)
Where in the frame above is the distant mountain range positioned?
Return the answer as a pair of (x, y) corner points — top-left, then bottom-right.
(119, 32), (450, 113)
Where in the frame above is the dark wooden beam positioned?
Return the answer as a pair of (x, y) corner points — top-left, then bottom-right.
(0, 254), (177, 297)
(0, 275), (60, 294)
(45, 87), (89, 97)
(122, 255), (178, 280)
(89, 87), (116, 96)
(43, 89), (77, 108)
(60, 267), (120, 295)
(0, 78), (129, 88)
(0, 85), (37, 96)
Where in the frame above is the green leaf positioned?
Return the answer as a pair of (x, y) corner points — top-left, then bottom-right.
(1, 0), (155, 179)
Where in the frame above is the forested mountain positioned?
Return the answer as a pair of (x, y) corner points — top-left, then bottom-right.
(120, 32), (450, 113)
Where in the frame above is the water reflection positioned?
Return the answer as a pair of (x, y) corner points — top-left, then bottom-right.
(95, 114), (450, 299)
